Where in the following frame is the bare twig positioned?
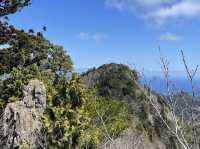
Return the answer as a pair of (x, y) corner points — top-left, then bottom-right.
(181, 50), (199, 149)
(141, 49), (191, 149)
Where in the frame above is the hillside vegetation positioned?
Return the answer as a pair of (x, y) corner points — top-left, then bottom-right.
(0, 1), (197, 149)
(82, 63), (183, 149)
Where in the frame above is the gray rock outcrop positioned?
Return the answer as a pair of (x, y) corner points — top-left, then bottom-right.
(0, 80), (46, 149)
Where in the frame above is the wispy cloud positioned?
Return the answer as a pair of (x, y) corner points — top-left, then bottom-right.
(159, 32), (183, 41)
(105, 0), (134, 11)
(78, 32), (108, 42)
(106, 0), (175, 10)
(105, 0), (200, 24)
(79, 32), (90, 40)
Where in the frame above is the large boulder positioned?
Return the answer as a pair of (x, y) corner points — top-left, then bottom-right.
(0, 80), (46, 149)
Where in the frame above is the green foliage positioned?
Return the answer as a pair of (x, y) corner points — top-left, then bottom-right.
(0, 3), (130, 148)
(85, 97), (131, 144)
(0, 0), (31, 17)
(0, 64), (40, 107)
(0, 21), (73, 75)
(43, 74), (87, 149)
(43, 74), (130, 149)
(82, 63), (138, 99)
(0, 20), (73, 106)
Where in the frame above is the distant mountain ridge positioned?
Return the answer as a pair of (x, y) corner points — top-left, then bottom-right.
(78, 67), (200, 95)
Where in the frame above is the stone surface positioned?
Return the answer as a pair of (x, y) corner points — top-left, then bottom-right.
(0, 80), (46, 149)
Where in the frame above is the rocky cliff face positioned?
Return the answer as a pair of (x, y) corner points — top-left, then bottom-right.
(0, 80), (46, 149)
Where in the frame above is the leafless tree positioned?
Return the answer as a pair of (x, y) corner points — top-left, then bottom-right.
(181, 50), (199, 149)
(142, 49), (192, 149)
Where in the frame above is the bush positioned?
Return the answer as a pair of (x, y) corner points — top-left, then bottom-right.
(43, 74), (131, 148)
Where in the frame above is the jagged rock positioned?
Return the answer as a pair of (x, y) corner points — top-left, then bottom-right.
(0, 80), (46, 149)
(23, 79), (46, 112)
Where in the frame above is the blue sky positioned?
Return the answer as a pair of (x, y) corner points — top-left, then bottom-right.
(7, 0), (200, 72)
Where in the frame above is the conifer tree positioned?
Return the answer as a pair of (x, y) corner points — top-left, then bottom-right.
(0, 0), (31, 17)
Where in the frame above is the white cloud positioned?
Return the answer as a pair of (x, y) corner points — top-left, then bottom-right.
(78, 32), (108, 42)
(105, 0), (134, 11)
(105, 0), (175, 11)
(159, 32), (183, 41)
(148, 1), (200, 20)
(105, 0), (200, 24)
(79, 32), (90, 40)
(136, 0), (174, 7)
(92, 34), (108, 42)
